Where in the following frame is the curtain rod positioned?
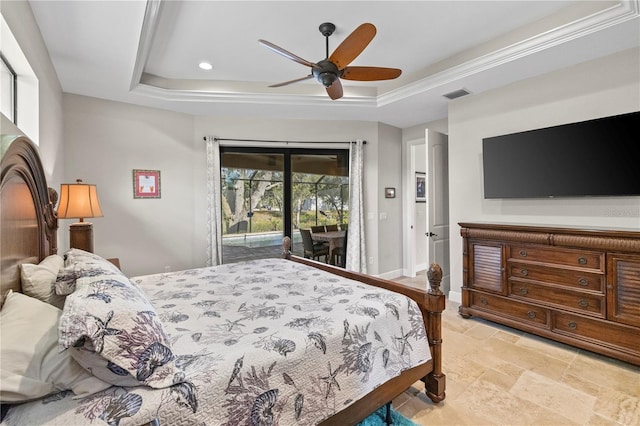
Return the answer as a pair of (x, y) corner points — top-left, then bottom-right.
(203, 137), (366, 145)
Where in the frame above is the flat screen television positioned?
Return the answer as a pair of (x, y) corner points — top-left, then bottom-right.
(482, 111), (640, 199)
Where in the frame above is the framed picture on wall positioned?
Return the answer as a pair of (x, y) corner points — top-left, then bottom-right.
(133, 169), (161, 199)
(415, 172), (426, 202)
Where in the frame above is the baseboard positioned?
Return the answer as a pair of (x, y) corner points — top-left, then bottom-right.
(378, 268), (404, 280)
(448, 290), (461, 304)
(400, 263), (428, 278)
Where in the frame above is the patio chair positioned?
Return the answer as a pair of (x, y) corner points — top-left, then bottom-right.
(331, 228), (348, 268)
(325, 224), (338, 231)
(300, 229), (329, 262)
(311, 225), (326, 233)
(228, 220), (248, 234)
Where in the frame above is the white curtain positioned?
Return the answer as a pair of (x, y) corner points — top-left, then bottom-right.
(345, 139), (367, 273)
(206, 137), (223, 266)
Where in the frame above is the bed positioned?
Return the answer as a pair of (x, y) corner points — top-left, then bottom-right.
(0, 135), (446, 425)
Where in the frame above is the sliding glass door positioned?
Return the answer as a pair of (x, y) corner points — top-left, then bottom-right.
(220, 147), (348, 263)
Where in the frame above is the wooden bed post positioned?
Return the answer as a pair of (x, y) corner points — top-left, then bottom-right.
(281, 236), (292, 260)
(424, 263), (446, 402)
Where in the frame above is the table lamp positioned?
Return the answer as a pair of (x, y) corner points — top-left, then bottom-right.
(57, 179), (103, 252)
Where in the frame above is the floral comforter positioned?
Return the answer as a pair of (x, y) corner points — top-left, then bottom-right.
(3, 258), (431, 425)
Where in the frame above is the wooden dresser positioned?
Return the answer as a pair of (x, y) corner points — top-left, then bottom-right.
(459, 222), (640, 366)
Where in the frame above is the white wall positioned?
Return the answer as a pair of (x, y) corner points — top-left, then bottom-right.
(63, 94), (196, 276)
(1, 1), (64, 211)
(448, 47), (640, 302)
(376, 123), (403, 277)
(62, 100), (405, 277)
(403, 118), (448, 141)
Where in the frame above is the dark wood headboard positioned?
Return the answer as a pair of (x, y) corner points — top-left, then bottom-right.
(0, 135), (58, 302)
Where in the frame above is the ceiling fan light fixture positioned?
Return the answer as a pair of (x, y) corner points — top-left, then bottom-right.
(312, 59), (340, 87)
(318, 72), (337, 87)
(260, 22), (401, 100)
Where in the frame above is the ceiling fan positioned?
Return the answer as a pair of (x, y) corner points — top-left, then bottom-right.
(258, 22), (402, 100)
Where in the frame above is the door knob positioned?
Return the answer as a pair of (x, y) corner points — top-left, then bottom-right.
(426, 232), (438, 237)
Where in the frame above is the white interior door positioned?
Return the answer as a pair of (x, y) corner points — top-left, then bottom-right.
(425, 129), (450, 295)
(403, 140), (426, 277)
(414, 144), (428, 272)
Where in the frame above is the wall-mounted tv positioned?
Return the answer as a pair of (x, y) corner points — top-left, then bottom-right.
(482, 111), (640, 199)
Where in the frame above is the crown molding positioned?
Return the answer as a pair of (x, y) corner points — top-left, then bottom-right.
(130, 0), (162, 92)
(131, 0), (639, 108)
(133, 82), (378, 107)
(378, 0), (639, 106)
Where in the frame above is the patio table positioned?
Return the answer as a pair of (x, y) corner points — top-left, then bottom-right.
(311, 230), (346, 265)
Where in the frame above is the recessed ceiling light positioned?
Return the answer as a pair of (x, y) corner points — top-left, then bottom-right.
(199, 62), (213, 70)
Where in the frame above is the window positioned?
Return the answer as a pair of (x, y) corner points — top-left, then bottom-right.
(1, 15), (39, 141)
(1, 53), (16, 123)
(291, 154), (349, 230)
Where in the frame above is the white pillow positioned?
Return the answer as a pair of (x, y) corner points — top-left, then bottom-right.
(0, 290), (111, 403)
(21, 254), (66, 309)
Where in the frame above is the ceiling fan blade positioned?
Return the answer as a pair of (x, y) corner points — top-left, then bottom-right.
(269, 75), (313, 88)
(329, 23), (376, 69)
(341, 66), (402, 81)
(326, 79), (343, 100)
(259, 39), (319, 69)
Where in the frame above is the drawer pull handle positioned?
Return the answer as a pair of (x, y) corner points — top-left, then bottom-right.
(480, 297), (488, 306)
(568, 321), (577, 330)
(578, 257), (587, 265)
(578, 299), (589, 308)
(527, 310), (536, 319)
(519, 250), (527, 257)
(520, 269), (529, 276)
(578, 278), (588, 286)
(519, 287), (528, 295)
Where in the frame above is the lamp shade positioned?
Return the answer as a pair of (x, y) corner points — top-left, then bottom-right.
(57, 179), (103, 221)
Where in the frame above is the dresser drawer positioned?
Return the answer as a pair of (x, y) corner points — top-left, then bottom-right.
(509, 281), (605, 318)
(470, 291), (549, 327)
(552, 312), (640, 356)
(508, 263), (604, 293)
(509, 244), (603, 271)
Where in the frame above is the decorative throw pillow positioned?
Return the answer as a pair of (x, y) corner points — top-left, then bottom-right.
(0, 291), (112, 403)
(55, 264), (78, 296)
(55, 249), (122, 296)
(59, 274), (182, 389)
(21, 254), (66, 309)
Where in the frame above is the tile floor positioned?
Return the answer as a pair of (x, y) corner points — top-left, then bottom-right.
(390, 273), (640, 426)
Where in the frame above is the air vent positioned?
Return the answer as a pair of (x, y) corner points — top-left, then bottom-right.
(443, 88), (471, 100)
